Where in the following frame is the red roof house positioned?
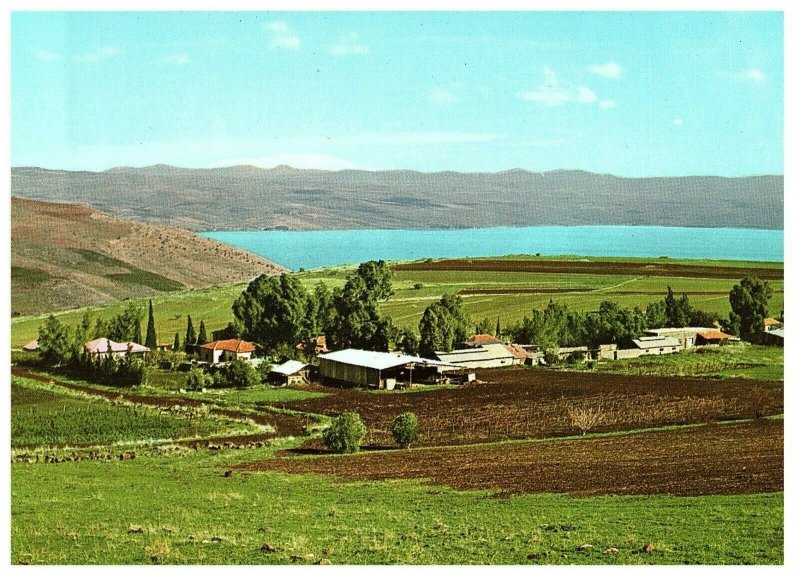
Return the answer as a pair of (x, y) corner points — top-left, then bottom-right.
(198, 339), (257, 364)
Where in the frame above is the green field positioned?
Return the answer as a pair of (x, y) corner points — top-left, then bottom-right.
(11, 376), (259, 448)
(10, 442), (783, 565)
(10, 257), (785, 348)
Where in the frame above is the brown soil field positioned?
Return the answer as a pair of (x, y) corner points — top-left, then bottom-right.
(11, 367), (307, 440)
(281, 369), (783, 448)
(238, 419), (783, 497)
(395, 259), (784, 280)
(457, 288), (737, 296)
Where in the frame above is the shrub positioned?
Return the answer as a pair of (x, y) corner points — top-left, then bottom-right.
(567, 405), (606, 435)
(185, 366), (213, 391)
(216, 359), (260, 388)
(322, 412), (366, 454)
(391, 412), (419, 449)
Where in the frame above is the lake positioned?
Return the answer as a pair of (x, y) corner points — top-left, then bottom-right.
(201, 226), (784, 271)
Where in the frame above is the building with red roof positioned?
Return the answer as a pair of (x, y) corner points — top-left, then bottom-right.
(198, 338), (257, 364)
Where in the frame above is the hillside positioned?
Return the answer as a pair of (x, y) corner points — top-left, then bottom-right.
(11, 197), (286, 316)
(11, 165), (783, 231)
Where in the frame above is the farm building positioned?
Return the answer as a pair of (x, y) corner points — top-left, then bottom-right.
(556, 346), (591, 362)
(269, 360), (310, 386)
(762, 328), (784, 347)
(504, 343), (533, 365)
(84, 338), (149, 358)
(435, 343), (515, 369)
(318, 349), (470, 389)
(295, 335), (329, 355)
(461, 334), (504, 347)
(198, 339), (256, 365)
(695, 329), (736, 346)
(764, 317), (783, 331)
(22, 339), (39, 352)
(630, 336), (681, 355)
(641, 327), (709, 349)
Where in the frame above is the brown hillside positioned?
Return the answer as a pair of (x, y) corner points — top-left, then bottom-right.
(11, 197), (286, 315)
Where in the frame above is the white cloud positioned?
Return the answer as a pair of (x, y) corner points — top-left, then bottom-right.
(521, 66), (603, 107)
(718, 68), (766, 84)
(598, 99), (617, 109)
(588, 62), (623, 79)
(162, 53), (190, 66)
(673, 118), (684, 126)
(75, 46), (120, 63)
(34, 48), (61, 62)
(210, 153), (370, 171)
(264, 21), (301, 51)
(331, 32), (369, 55)
(429, 88), (457, 105)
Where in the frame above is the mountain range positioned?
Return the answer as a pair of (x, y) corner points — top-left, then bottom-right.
(11, 165), (783, 231)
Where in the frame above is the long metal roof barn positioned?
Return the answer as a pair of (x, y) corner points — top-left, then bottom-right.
(318, 349), (462, 370)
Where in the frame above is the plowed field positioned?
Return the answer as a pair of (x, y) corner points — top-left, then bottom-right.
(239, 419), (783, 497)
(394, 259), (783, 280)
(282, 369), (782, 447)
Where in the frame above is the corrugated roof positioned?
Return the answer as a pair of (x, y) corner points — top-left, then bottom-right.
(84, 338), (149, 354)
(270, 360), (308, 376)
(435, 343), (514, 363)
(200, 339), (256, 353)
(632, 336), (681, 349)
(766, 328), (784, 338)
(697, 329), (733, 340)
(643, 327), (712, 337)
(320, 349), (462, 370)
(505, 343), (531, 360)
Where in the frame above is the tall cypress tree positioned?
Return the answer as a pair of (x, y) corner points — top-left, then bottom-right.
(172, 332), (181, 352)
(197, 320), (208, 346)
(496, 317), (501, 338)
(184, 315), (197, 354)
(134, 320), (143, 345)
(145, 299), (158, 349)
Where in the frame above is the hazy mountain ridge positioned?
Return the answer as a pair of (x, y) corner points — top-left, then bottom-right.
(11, 166), (783, 231)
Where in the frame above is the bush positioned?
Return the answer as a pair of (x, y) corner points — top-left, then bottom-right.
(390, 412), (419, 449)
(322, 412), (366, 454)
(215, 359), (260, 388)
(185, 366), (213, 391)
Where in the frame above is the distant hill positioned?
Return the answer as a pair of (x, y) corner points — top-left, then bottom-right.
(11, 197), (286, 316)
(10, 165), (783, 231)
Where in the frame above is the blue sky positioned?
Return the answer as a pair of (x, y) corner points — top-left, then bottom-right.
(11, 11), (783, 176)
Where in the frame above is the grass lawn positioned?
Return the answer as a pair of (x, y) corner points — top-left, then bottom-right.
(10, 444), (783, 565)
(590, 344), (784, 381)
(11, 376), (259, 448)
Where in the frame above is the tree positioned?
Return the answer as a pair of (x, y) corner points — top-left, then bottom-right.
(728, 277), (773, 341)
(418, 294), (471, 358)
(216, 359), (259, 388)
(322, 412), (367, 454)
(397, 327), (420, 356)
(145, 300), (158, 349)
(184, 315), (197, 354)
(232, 273), (311, 350)
(212, 322), (241, 341)
(495, 317), (502, 338)
(197, 320), (208, 346)
(172, 332), (181, 352)
(326, 262), (396, 351)
(107, 303), (144, 342)
(186, 366), (213, 391)
(37, 315), (74, 366)
(664, 287), (692, 328)
(584, 301), (647, 348)
(391, 412), (419, 449)
(475, 317), (493, 335)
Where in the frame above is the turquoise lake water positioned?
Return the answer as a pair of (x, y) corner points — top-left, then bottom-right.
(201, 226), (784, 271)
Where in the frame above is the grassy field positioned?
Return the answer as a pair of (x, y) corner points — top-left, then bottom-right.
(10, 256), (785, 348)
(11, 376), (256, 448)
(11, 442), (783, 565)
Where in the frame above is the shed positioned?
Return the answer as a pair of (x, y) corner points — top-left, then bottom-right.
(269, 360), (309, 386)
(642, 327), (714, 349)
(435, 343), (514, 369)
(696, 329), (735, 346)
(318, 349), (468, 389)
(631, 336), (681, 355)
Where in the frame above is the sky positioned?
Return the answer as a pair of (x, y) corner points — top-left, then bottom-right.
(10, 11), (784, 176)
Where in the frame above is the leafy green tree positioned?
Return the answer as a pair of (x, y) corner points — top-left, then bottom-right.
(185, 366), (213, 391)
(323, 412), (367, 454)
(172, 332), (181, 352)
(232, 273), (311, 350)
(37, 315), (74, 366)
(391, 412), (419, 449)
(197, 320), (208, 346)
(397, 327), (420, 356)
(645, 300), (667, 329)
(212, 322), (241, 341)
(418, 294), (471, 357)
(664, 287), (693, 328)
(326, 262), (396, 351)
(145, 300), (158, 349)
(584, 301), (647, 348)
(475, 317), (493, 335)
(728, 277), (773, 341)
(184, 315), (197, 354)
(107, 303), (144, 342)
(216, 359), (260, 388)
